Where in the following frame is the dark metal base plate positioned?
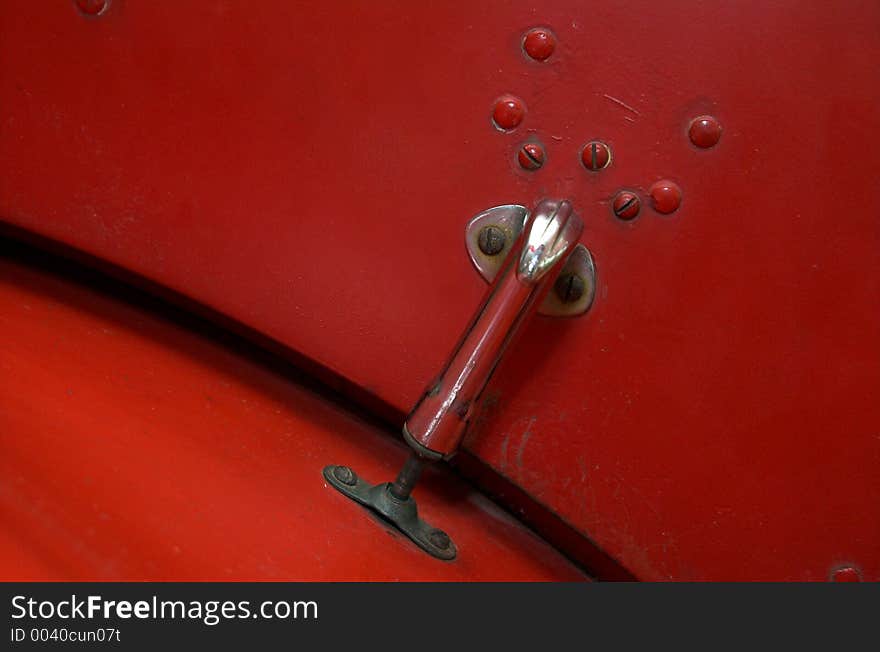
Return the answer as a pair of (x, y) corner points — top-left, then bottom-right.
(322, 465), (457, 561)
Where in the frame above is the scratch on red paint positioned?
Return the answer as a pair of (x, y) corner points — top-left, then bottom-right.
(603, 94), (640, 116)
(515, 417), (537, 474)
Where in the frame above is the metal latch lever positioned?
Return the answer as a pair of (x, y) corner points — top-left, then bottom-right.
(324, 199), (589, 559)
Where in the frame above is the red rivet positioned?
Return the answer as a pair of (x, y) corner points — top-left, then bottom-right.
(581, 141), (612, 171)
(523, 28), (557, 61)
(688, 115), (722, 148)
(648, 180), (682, 214)
(830, 566), (862, 582)
(517, 143), (545, 170)
(75, 0), (108, 16)
(612, 191), (640, 220)
(492, 96), (526, 132)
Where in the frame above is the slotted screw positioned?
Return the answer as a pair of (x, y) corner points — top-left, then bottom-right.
(478, 225), (507, 256)
(554, 273), (585, 303)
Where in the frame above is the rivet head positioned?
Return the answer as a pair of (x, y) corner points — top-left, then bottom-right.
(332, 465), (357, 486)
(612, 191), (641, 220)
(492, 96), (526, 132)
(477, 225), (507, 256)
(522, 28), (557, 61)
(75, 0), (108, 16)
(830, 566), (862, 582)
(581, 141), (612, 171)
(428, 529), (451, 550)
(688, 115), (722, 148)
(554, 273), (586, 304)
(648, 180), (682, 214)
(517, 142), (545, 170)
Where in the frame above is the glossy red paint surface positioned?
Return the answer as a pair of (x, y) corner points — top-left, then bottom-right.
(0, 252), (586, 581)
(830, 567), (862, 583)
(688, 115), (722, 149)
(647, 180), (682, 214)
(522, 28), (556, 62)
(75, 0), (108, 17)
(1, 2), (878, 580)
(492, 95), (527, 132)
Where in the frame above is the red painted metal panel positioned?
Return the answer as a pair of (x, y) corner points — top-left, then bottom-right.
(0, 251), (585, 581)
(1, 2), (878, 579)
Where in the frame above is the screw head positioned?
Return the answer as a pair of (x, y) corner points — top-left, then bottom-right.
(492, 95), (526, 131)
(75, 0), (108, 16)
(428, 529), (451, 550)
(648, 180), (683, 214)
(612, 191), (641, 220)
(830, 566), (862, 582)
(332, 465), (357, 486)
(554, 273), (586, 304)
(688, 115), (722, 148)
(517, 142), (545, 170)
(522, 28), (557, 61)
(581, 141), (612, 171)
(477, 225), (507, 256)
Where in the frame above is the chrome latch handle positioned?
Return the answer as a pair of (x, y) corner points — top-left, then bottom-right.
(324, 199), (592, 560)
(404, 199), (582, 460)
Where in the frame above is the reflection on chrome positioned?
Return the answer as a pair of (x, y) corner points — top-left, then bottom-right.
(517, 199), (582, 284)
